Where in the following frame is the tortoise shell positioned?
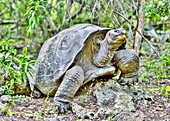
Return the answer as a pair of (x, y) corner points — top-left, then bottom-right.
(35, 24), (111, 86)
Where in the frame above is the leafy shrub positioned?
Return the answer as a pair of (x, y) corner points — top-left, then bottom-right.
(141, 47), (170, 81)
(0, 40), (37, 95)
(140, 43), (170, 99)
(144, 0), (170, 22)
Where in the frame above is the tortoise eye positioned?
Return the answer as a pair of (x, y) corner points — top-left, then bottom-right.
(114, 30), (119, 33)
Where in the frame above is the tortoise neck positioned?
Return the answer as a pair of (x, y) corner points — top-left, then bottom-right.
(93, 39), (115, 67)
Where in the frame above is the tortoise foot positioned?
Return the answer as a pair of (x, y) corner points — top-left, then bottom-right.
(118, 75), (138, 86)
(55, 101), (71, 113)
(31, 88), (42, 98)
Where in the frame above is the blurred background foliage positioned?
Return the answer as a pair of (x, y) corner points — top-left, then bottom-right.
(0, 0), (169, 95)
(0, 0), (169, 49)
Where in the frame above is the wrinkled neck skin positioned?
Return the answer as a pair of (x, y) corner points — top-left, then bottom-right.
(93, 39), (117, 67)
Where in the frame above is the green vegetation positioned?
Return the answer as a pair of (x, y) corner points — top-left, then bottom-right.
(140, 43), (170, 99)
(140, 44), (170, 81)
(0, 40), (36, 95)
(0, 0), (169, 113)
(144, 0), (170, 23)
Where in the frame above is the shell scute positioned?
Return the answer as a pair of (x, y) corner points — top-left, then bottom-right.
(35, 24), (107, 85)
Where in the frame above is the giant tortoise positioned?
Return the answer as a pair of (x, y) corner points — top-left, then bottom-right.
(31, 24), (139, 113)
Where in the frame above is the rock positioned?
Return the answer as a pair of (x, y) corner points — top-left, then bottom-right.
(93, 81), (117, 105)
(72, 103), (96, 119)
(113, 92), (136, 114)
(0, 101), (5, 116)
(71, 79), (151, 120)
(0, 70), (5, 86)
(0, 95), (11, 103)
(0, 88), (4, 96)
(44, 115), (76, 121)
(111, 110), (145, 121)
(94, 107), (113, 119)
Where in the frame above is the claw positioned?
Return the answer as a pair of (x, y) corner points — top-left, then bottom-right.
(31, 88), (42, 98)
(118, 75), (138, 86)
(55, 101), (71, 113)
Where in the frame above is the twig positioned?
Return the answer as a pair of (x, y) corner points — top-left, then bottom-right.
(101, 1), (116, 26)
(0, 8), (7, 16)
(65, 0), (73, 19)
(70, 2), (85, 20)
(0, 20), (17, 25)
(100, 2), (159, 56)
(11, 0), (20, 34)
(47, 16), (57, 31)
(107, 8), (160, 57)
(112, 112), (130, 121)
(59, 1), (84, 30)
(133, 0), (145, 53)
(151, 21), (170, 26)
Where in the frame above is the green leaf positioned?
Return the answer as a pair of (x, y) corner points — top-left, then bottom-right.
(24, 62), (28, 73)
(10, 78), (14, 89)
(16, 78), (21, 83)
(5, 45), (8, 50)
(28, 64), (35, 70)
(7, 109), (14, 116)
(5, 52), (10, 59)
(22, 47), (28, 55)
(14, 57), (20, 64)
(165, 90), (169, 99)
(23, 72), (27, 83)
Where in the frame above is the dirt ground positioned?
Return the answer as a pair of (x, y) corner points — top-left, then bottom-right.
(0, 82), (169, 121)
(0, 55), (170, 121)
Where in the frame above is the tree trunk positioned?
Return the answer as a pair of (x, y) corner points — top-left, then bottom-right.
(133, 0), (145, 54)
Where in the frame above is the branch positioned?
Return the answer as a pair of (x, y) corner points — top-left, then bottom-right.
(64, 0), (73, 19)
(70, 2), (85, 20)
(103, 8), (160, 57)
(0, 20), (17, 25)
(47, 16), (57, 31)
(11, 0), (20, 34)
(121, 10), (136, 24)
(0, 8), (7, 16)
(151, 21), (170, 26)
(133, 0), (145, 53)
(62, 1), (85, 26)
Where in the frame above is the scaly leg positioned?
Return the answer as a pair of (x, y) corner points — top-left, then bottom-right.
(112, 49), (139, 85)
(54, 66), (84, 113)
(84, 66), (116, 84)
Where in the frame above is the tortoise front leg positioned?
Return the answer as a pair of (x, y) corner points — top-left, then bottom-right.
(54, 66), (84, 113)
(112, 49), (139, 85)
(84, 66), (116, 84)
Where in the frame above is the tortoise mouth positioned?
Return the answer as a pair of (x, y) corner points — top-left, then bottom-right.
(112, 34), (126, 41)
(108, 28), (126, 41)
(117, 34), (126, 41)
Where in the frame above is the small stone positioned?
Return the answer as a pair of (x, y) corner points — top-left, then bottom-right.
(0, 88), (4, 96)
(0, 74), (5, 86)
(0, 101), (5, 116)
(72, 103), (95, 119)
(0, 95), (11, 103)
(94, 107), (113, 119)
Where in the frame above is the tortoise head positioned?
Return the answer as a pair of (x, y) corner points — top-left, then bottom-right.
(105, 28), (126, 50)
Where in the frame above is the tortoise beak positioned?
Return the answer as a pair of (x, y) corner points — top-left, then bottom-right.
(116, 28), (126, 40)
(114, 28), (126, 38)
(117, 34), (126, 41)
(107, 28), (126, 41)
